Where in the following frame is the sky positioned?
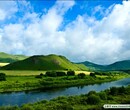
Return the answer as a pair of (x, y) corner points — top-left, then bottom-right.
(0, 0), (130, 65)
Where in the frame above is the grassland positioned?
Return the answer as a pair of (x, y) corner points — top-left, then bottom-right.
(0, 55), (88, 71)
(0, 70), (129, 93)
(0, 52), (27, 63)
(0, 70), (44, 76)
(0, 63), (9, 67)
(0, 70), (90, 76)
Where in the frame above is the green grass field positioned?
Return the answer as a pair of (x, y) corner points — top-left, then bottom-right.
(0, 70), (91, 76)
(0, 63), (9, 67)
(0, 70), (44, 76)
(0, 71), (129, 93)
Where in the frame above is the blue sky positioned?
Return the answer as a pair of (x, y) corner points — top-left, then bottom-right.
(0, 0), (130, 64)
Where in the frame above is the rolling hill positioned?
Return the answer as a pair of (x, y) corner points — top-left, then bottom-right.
(0, 52), (28, 63)
(79, 61), (106, 71)
(80, 60), (130, 71)
(0, 54), (88, 71)
(1, 52), (130, 71)
(106, 60), (130, 71)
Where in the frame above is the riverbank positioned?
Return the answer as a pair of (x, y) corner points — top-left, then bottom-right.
(0, 71), (129, 93)
(1, 84), (130, 110)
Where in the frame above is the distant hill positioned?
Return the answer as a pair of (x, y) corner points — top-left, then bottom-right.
(106, 60), (130, 71)
(1, 54), (88, 71)
(1, 52), (130, 71)
(78, 61), (106, 71)
(79, 60), (130, 71)
(0, 52), (28, 63)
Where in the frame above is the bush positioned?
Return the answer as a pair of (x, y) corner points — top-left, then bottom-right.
(118, 86), (126, 94)
(90, 72), (96, 77)
(109, 87), (118, 95)
(45, 71), (57, 77)
(94, 72), (102, 75)
(56, 72), (66, 76)
(87, 91), (97, 96)
(40, 73), (44, 76)
(35, 75), (42, 78)
(0, 73), (6, 81)
(78, 73), (85, 79)
(99, 92), (107, 100)
(21, 104), (34, 110)
(87, 94), (101, 105)
(107, 95), (113, 100)
(67, 71), (75, 76)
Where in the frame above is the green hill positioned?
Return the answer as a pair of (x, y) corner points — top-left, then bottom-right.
(106, 60), (130, 71)
(0, 52), (28, 63)
(1, 54), (88, 71)
(78, 61), (106, 71)
(80, 60), (130, 71)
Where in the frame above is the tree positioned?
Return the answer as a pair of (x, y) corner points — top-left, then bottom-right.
(99, 92), (107, 100)
(40, 73), (44, 76)
(118, 86), (126, 94)
(87, 91), (97, 96)
(67, 71), (75, 76)
(78, 73), (85, 79)
(87, 94), (101, 105)
(45, 71), (57, 77)
(56, 72), (66, 76)
(0, 73), (6, 81)
(35, 75), (42, 78)
(110, 87), (118, 95)
(90, 72), (96, 77)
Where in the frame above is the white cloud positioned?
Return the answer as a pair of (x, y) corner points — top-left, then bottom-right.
(0, 1), (130, 64)
(0, 1), (18, 20)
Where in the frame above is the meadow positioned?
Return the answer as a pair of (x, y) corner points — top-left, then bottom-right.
(0, 70), (90, 76)
(0, 63), (9, 67)
(0, 70), (129, 93)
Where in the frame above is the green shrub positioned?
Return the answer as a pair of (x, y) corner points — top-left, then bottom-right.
(35, 75), (42, 78)
(88, 91), (97, 96)
(107, 95), (113, 100)
(56, 72), (66, 76)
(109, 87), (118, 95)
(0, 73), (6, 81)
(99, 92), (107, 100)
(94, 72), (102, 75)
(40, 73), (44, 76)
(87, 94), (101, 105)
(90, 72), (96, 77)
(118, 86), (126, 94)
(45, 71), (57, 77)
(78, 73), (86, 79)
(67, 71), (75, 76)
(21, 104), (34, 110)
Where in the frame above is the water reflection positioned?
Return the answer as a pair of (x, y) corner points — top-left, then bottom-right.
(0, 78), (130, 106)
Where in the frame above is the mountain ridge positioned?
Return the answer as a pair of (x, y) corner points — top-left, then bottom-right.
(0, 54), (88, 71)
(79, 60), (130, 71)
(0, 52), (28, 63)
(0, 52), (130, 71)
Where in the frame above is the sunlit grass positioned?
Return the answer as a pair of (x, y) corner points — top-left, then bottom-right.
(0, 70), (90, 76)
(0, 63), (9, 67)
(0, 70), (45, 76)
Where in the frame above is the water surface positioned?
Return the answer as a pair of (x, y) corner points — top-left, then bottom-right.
(0, 78), (130, 106)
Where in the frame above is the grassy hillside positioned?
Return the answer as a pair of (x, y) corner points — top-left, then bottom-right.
(0, 52), (28, 63)
(80, 60), (130, 71)
(79, 61), (106, 71)
(1, 54), (88, 71)
(0, 63), (9, 67)
(107, 60), (130, 71)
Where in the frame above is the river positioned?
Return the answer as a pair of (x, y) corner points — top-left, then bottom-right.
(0, 77), (130, 106)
